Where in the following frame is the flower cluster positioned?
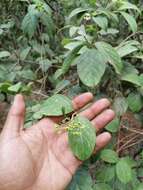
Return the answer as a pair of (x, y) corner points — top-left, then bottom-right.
(67, 119), (84, 136)
(54, 116), (85, 136)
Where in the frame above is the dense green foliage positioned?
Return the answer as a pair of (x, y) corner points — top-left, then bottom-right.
(1, 0), (143, 189)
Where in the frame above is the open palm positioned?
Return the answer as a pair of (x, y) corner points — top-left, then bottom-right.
(0, 93), (114, 190)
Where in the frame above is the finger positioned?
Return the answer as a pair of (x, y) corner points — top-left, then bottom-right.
(3, 94), (25, 137)
(91, 109), (115, 132)
(94, 132), (111, 153)
(80, 98), (110, 120)
(72, 92), (93, 110)
(49, 92), (93, 123)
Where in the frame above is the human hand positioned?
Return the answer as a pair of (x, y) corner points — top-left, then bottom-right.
(0, 93), (115, 190)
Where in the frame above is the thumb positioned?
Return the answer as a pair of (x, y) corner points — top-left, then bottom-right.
(2, 94), (25, 137)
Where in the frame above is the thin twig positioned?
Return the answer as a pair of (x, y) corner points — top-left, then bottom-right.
(117, 134), (140, 153)
(32, 91), (48, 98)
(120, 138), (143, 153)
(118, 133), (135, 143)
(122, 125), (143, 135)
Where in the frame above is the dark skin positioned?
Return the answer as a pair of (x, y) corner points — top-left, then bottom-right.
(0, 93), (115, 190)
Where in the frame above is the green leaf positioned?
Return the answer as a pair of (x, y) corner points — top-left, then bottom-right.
(127, 93), (143, 112)
(122, 62), (139, 75)
(0, 20), (14, 30)
(78, 46), (90, 54)
(139, 74), (143, 86)
(120, 11), (137, 33)
(89, 0), (96, 6)
(40, 13), (55, 39)
(0, 51), (11, 59)
(54, 69), (63, 80)
(116, 41), (139, 57)
(68, 115), (96, 161)
(122, 157), (137, 168)
(67, 168), (93, 190)
(136, 183), (143, 190)
(38, 59), (52, 72)
(116, 159), (132, 184)
(95, 42), (123, 74)
(21, 84), (32, 95)
(33, 94), (73, 119)
(64, 41), (83, 51)
(77, 25), (87, 38)
(93, 183), (112, 190)
(93, 16), (108, 30)
(111, 179), (130, 190)
(96, 165), (115, 182)
(20, 47), (31, 60)
(0, 82), (11, 93)
(100, 28), (119, 35)
(42, 2), (52, 15)
(118, 2), (140, 13)
(22, 5), (39, 38)
(76, 49), (106, 87)
(121, 73), (141, 86)
(100, 149), (119, 163)
(54, 80), (70, 94)
(0, 29), (3, 35)
(113, 97), (128, 117)
(132, 55), (143, 60)
(19, 69), (36, 80)
(68, 8), (91, 20)
(62, 44), (83, 75)
(98, 10), (119, 23)
(69, 26), (78, 37)
(8, 82), (22, 93)
(105, 118), (120, 133)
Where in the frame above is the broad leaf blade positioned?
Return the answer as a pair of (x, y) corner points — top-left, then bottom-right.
(38, 59), (52, 72)
(67, 168), (93, 190)
(20, 47), (31, 60)
(121, 73), (141, 86)
(22, 5), (39, 38)
(121, 62), (139, 86)
(100, 149), (119, 163)
(93, 16), (108, 30)
(93, 183), (112, 190)
(127, 93), (143, 112)
(116, 159), (132, 184)
(95, 41), (123, 74)
(118, 2), (140, 13)
(120, 11), (137, 33)
(77, 49), (106, 87)
(33, 94), (73, 119)
(68, 115), (96, 161)
(62, 44), (83, 75)
(116, 41), (139, 57)
(105, 118), (120, 133)
(8, 82), (22, 93)
(68, 8), (91, 20)
(0, 51), (11, 59)
(136, 183), (143, 190)
(96, 165), (115, 182)
(113, 97), (128, 117)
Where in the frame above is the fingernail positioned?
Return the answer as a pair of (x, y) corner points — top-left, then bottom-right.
(13, 95), (20, 107)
